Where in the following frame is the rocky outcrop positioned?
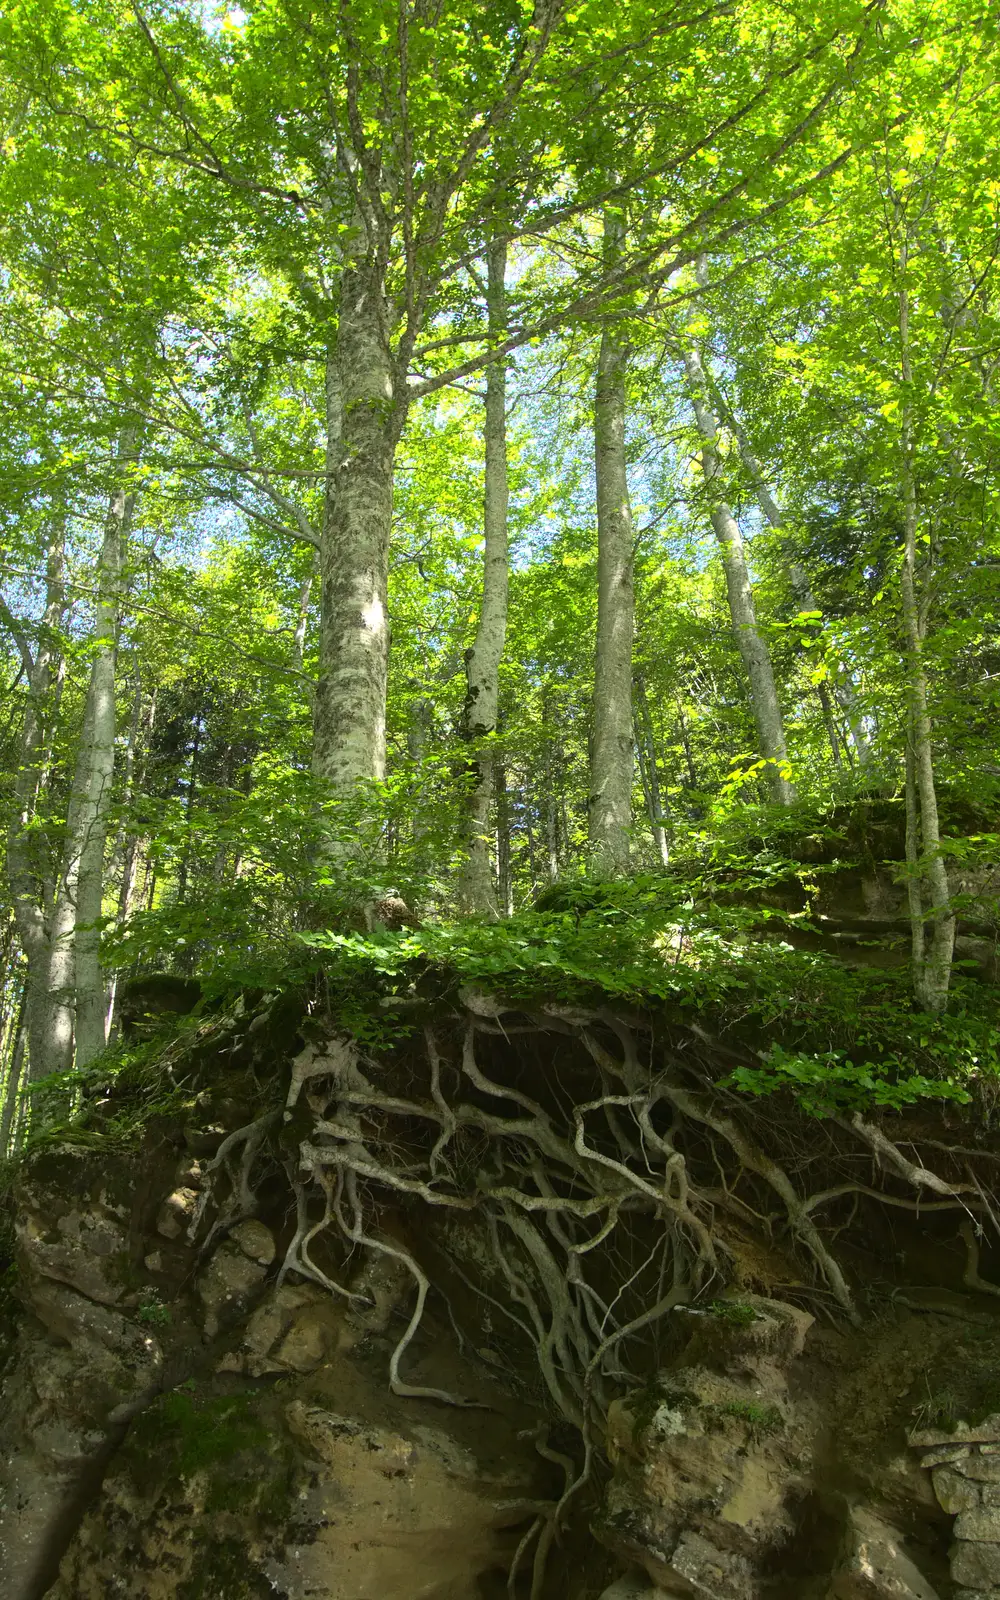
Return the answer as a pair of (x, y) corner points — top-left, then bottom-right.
(595, 1297), (816, 1598)
(0, 1138), (550, 1600)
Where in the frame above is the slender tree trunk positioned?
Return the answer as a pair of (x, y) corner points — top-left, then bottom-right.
(0, 997), (26, 1155)
(898, 254), (954, 1011)
(458, 239), (509, 916)
(175, 723), (202, 908)
(682, 345), (795, 805)
(5, 520), (79, 1081)
(724, 406), (873, 772)
(115, 687), (156, 931)
(544, 785), (559, 883)
(636, 675), (669, 865)
(816, 682), (844, 767)
(74, 432), (137, 1066)
(496, 751), (513, 917)
(677, 703), (699, 793)
(589, 217), (636, 872)
(292, 552), (320, 671)
(313, 262), (399, 794)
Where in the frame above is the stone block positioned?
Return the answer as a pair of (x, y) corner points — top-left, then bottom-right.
(920, 1445), (971, 1468)
(962, 1455), (1000, 1484)
(229, 1219), (276, 1265)
(910, 1418), (1000, 1448)
(953, 1541), (1000, 1588)
(933, 1467), (982, 1514)
(196, 1243), (266, 1337)
(957, 1506), (1000, 1542)
(156, 1187), (198, 1240)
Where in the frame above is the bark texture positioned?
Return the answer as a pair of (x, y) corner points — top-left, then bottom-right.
(898, 256), (954, 1011)
(74, 434), (136, 1066)
(458, 239), (509, 916)
(589, 269), (636, 873)
(6, 522), (77, 1081)
(636, 675), (669, 866)
(682, 346), (795, 806)
(313, 266), (397, 792)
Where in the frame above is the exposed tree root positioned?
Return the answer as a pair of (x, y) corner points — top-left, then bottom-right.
(184, 1000), (1000, 1597)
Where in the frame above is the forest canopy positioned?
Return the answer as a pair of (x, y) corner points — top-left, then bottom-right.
(2, 0), (1000, 1139)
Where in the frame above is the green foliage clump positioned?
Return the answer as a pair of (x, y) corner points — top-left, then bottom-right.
(128, 1389), (279, 1491)
(299, 866), (1000, 1115)
(706, 1299), (760, 1326)
(725, 1043), (974, 1117)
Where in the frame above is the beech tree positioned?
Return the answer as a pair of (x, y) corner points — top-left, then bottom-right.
(1, 0), (995, 1124)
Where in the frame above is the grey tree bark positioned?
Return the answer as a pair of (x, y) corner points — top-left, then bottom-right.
(74, 429), (137, 1066)
(458, 239), (509, 916)
(589, 216), (636, 872)
(636, 675), (669, 866)
(4, 519), (77, 1081)
(313, 261), (398, 794)
(681, 344), (795, 806)
(898, 252), (954, 1012)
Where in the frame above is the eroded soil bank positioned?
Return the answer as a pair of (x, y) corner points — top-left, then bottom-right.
(2, 981), (1000, 1599)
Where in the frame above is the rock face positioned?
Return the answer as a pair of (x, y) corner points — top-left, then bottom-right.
(595, 1297), (815, 1598)
(0, 1140), (549, 1600)
(827, 1506), (941, 1600)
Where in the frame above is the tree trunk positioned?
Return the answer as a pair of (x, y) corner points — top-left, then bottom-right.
(724, 405), (873, 772)
(636, 675), (669, 865)
(313, 264), (398, 794)
(677, 702), (699, 793)
(816, 681), (844, 767)
(898, 256), (954, 1011)
(74, 432), (137, 1066)
(106, 683), (157, 1043)
(459, 238), (509, 916)
(682, 345), (795, 805)
(589, 222), (636, 872)
(0, 996), (26, 1156)
(496, 751), (513, 917)
(292, 552), (320, 671)
(5, 520), (79, 1081)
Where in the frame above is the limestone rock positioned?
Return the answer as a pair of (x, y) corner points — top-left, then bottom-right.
(229, 1217), (276, 1264)
(597, 1307), (810, 1595)
(956, 1506), (1000, 1542)
(273, 1307), (330, 1372)
(238, 1283), (336, 1376)
(156, 1186), (198, 1240)
(598, 1574), (667, 1600)
(828, 1507), (940, 1600)
(934, 1466), (982, 1514)
(676, 1296), (814, 1384)
(196, 1242), (266, 1337)
(921, 1445), (972, 1468)
(910, 1417), (1000, 1448)
(667, 1529), (757, 1599)
(953, 1540), (1000, 1588)
(960, 1454), (1000, 1483)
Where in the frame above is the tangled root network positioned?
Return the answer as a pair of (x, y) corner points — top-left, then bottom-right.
(190, 994), (1000, 1598)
